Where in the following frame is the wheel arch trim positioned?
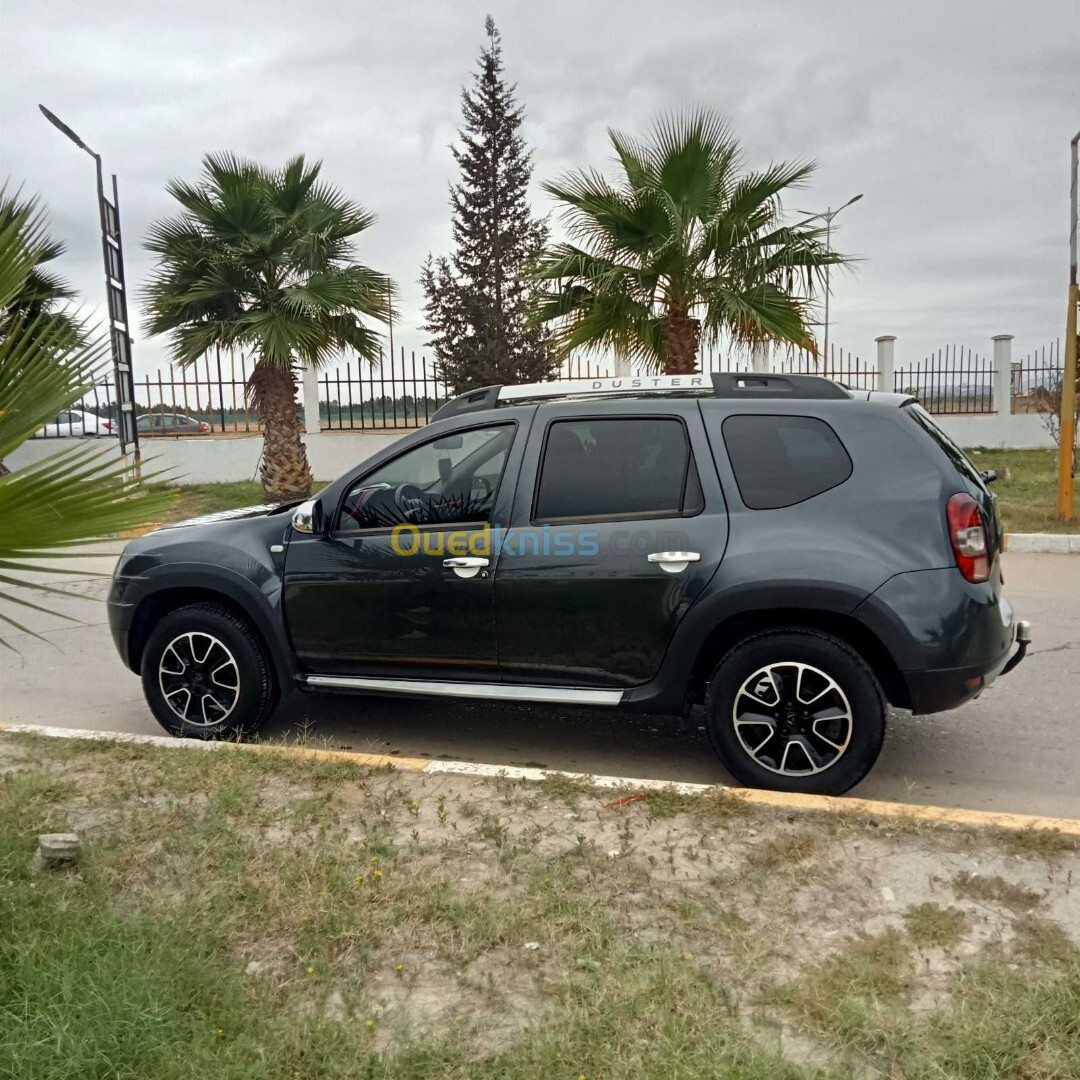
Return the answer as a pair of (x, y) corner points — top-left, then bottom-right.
(119, 565), (299, 691)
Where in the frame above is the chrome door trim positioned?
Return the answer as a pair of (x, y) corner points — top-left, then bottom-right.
(303, 674), (624, 706)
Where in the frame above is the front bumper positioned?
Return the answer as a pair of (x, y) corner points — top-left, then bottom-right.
(904, 618), (1031, 714)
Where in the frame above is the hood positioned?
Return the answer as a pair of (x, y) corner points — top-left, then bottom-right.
(152, 502), (298, 533)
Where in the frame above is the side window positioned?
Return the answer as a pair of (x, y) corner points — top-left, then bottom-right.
(534, 417), (698, 522)
(721, 414), (852, 510)
(338, 424), (514, 531)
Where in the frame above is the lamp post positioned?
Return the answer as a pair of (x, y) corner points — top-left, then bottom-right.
(797, 193), (863, 365)
(1058, 130), (1080, 522)
(38, 105), (139, 461)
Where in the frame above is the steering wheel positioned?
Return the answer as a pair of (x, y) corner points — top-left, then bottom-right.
(393, 483), (425, 522)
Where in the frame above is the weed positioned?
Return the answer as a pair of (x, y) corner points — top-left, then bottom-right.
(953, 872), (1043, 912)
(477, 814), (508, 847)
(537, 772), (590, 807)
(744, 831), (827, 872)
(904, 902), (968, 948)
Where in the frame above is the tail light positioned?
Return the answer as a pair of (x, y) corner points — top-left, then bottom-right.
(947, 493), (989, 583)
(101, 420), (111, 430)
(200, 421), (209, 431)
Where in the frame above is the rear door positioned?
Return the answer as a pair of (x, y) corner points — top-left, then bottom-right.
(493, 401), (727, 688)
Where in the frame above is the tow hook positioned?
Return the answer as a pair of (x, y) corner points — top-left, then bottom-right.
(1001, 620), (1031, 677)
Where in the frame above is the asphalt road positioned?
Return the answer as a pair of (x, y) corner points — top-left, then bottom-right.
(2, 547), (1078, 817)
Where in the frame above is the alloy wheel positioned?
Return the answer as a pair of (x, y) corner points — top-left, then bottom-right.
(731, 661), (853, 776)
(158, 631), (241, 726)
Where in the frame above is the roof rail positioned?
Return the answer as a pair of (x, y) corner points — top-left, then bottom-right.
(430, 371), (850, 421)
(431, 385), (501, 422)
(710, 373), (851, 400)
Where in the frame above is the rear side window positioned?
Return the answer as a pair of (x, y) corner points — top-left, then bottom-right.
(721, 415), (852, 510)
(534, 417), (698, 521)
(905, 404), (988, 492)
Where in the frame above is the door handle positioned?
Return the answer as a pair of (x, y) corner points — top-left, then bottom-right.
(443, 557), (489, 580)
(647, 551), (701, 574)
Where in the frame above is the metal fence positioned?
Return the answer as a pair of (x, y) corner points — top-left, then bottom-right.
(38, 351), (261, 437)
(1011, 338), (1065, 413)
(319, 349), (449, 431)
(775, 345), (877, 391)
(36, 336), (1067, 439)
(894, 344), (994, 414)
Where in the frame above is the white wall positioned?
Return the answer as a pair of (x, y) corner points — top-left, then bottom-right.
(8, 430), (399, 485)
(931, 412), (1056, 450)
(7, 409), (1057, 486)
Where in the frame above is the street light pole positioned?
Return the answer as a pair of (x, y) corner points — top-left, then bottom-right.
(1058, 130), (1080, 522)
(38, 105), (139, 463)
(797, 193), (863, 365)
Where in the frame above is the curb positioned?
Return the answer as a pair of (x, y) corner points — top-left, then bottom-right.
(4, 722), (1080, 838)
(118, 523), (164, 539)
(1003, 532), (1080, 554)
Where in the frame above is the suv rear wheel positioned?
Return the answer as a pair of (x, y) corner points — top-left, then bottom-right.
(703, 629), (886, 795)
(141, 602), (278, 739)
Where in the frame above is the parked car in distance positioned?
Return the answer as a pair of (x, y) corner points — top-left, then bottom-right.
(137, 412), (210, 435)
(108, 373), (1031, 796)
(33, 409), (116, 438)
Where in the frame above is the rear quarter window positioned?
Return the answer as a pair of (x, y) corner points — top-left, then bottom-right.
(904, 404), (988, 492)
(721, 414), (852, 510)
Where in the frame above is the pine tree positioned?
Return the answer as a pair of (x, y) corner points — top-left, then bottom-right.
(421, 16), (554, 393)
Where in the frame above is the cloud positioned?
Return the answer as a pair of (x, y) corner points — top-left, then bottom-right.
(2, 0), (1076, 375)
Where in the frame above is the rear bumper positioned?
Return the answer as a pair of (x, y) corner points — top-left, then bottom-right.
(904, 618), (1031, 714)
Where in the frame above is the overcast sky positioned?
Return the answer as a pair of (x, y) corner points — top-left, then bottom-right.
(2, 0), (1078, 376)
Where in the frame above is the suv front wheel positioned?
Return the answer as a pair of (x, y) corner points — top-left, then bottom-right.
(704, 629), (886, 796)
(141, 602), (278, 739)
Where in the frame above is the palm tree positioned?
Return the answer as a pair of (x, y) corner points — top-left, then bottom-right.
(144, 154), (393, 501)
(529, 110), (846, 374)
(0, 192), (80, 349)
(0, 190), (173, 643)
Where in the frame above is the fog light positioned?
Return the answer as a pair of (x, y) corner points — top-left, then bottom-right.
(963, 675), (984, 692)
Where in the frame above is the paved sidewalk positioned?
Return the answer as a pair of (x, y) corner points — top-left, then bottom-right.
(1, 548), (1078, 817)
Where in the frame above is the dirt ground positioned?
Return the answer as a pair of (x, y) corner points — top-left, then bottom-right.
(2, 732), (1079, 1078)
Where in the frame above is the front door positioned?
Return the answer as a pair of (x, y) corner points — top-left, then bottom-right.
(283, 422), (519, 678)
(494, 407), (727, 688)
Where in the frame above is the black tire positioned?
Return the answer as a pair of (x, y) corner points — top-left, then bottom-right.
(140, 602), (278, 739)
(703, 628), (886, 796)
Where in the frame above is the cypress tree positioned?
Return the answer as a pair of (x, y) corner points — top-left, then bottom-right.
(421, 16), (554, 393)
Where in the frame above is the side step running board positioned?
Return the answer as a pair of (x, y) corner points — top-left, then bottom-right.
(302, 674), (624, 707)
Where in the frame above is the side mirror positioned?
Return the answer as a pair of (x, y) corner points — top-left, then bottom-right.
(291, 498), (324, 535)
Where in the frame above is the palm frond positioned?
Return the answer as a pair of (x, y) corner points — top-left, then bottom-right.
(532, 109), (852, 366)
(0, 194), (175, 642)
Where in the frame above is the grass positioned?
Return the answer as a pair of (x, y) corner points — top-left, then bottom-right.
(904, 902), (969, 948)
(966, 447), (1076, 533)
(952, 871), (1043, 912)
(161, 481), (329, 523)
(2, 732), (1079, 1079)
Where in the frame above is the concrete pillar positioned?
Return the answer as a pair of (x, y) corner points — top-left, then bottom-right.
(750, 343), (769, 373)
(992, 334), (1013, 415)
(613, 354), (631, 377)
(875, 335), (896, 393)
(302, 362), (321, 435)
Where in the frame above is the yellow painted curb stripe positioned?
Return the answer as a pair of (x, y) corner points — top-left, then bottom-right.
(718, 786), (1080, 836)
(118, 522), (164, 539)
(237, 740), (431, 772)
(3, 722), (1079, 837)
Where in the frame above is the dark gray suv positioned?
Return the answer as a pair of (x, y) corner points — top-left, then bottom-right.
(107, 373), (1030, 795)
